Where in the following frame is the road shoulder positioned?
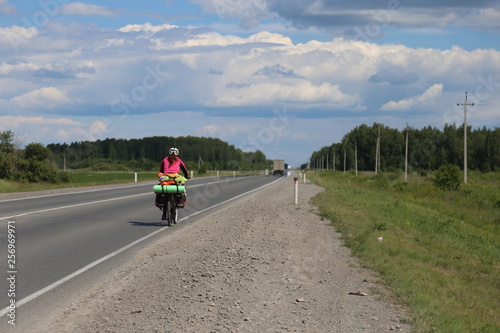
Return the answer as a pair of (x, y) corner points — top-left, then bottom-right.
(34, 176), (412, 332)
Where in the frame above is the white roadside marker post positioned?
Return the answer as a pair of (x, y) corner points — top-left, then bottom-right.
(294, 177), (299, 205)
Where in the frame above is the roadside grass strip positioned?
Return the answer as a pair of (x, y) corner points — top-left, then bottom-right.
(309, 171), (499, 333)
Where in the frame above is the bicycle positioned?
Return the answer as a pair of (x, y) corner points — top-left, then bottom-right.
(153, 177), (187, 227)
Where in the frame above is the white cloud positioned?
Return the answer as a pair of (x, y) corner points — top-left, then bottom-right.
(0, 59), (40, 75)
(2, 23), (498, 118)
(156, 31), (291, 50)
(197, 124), (220, 136)
(85, 120), (113, 141)
(380, 84), (444, 111)
(60, 2), (117, 17)
(0, 115), (82, 128)
(0, 115), (84, 145)
(0, 26), (38, 49)
(119, 23), (178, 33)
(456, 7), (500, 31)
(213, 81), (359, 107)
(10, 87), (73, 109)
(196, 123), (254, 140)
(1, 24), (498, 118)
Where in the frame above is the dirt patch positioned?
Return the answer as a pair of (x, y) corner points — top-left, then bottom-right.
(34, 176), (412, 332)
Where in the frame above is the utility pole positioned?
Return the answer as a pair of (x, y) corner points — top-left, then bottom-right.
(378, 126), (380, 174)
(458, 92), (474, 184)
(343, 148), (346, 174)
(375, 127), (380, 174)
(405, 123), (408, 182)
(355, 142), (358, 176)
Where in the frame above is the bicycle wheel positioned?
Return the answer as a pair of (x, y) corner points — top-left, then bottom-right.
(162, 197), (172, 226)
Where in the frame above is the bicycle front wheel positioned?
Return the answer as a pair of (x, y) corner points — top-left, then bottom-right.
(162, 198), (172, 226)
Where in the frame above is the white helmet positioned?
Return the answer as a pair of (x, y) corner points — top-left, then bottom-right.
(169, 147), (179, 155)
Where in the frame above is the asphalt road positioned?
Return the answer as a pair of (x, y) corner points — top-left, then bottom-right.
(0, 174), (283, 332)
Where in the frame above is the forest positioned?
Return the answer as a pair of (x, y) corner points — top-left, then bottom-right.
(309, 123), (500, 173)
(0, 132), (272, 183)
(46, 135), (271, 172)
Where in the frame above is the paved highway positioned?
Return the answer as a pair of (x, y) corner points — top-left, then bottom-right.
(0, 174), (283, 331)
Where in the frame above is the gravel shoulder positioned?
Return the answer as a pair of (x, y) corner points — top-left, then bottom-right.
(32, 176), (412, 333)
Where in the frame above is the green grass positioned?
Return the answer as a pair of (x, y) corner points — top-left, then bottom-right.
(308, 171), (500, 333)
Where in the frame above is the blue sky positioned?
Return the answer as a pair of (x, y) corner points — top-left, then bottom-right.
(1, 0), (499, 167)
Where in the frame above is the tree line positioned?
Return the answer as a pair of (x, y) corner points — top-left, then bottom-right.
(46, 136), (271, 172)
(0, 130), (69, 183)
(309, 123), (500, 173)
(0, 132), (273, 183)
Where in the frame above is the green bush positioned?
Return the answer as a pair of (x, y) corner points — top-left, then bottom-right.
(24, 143), (50, 161)
(369, 173), (391, 188)
(14, 159), (68, 183)
(0, 151), (15, 179)
(418, 168), (428, 177)
(393, 181), (408, 191)
(1, 143), (70, 184)
(14, 159), (31, 182)
(433, 164), (462, 191)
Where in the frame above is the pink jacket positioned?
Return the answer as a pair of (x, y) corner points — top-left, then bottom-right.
(160, 157), (188, 176)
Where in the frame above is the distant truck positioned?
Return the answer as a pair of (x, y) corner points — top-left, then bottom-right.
(273, 160), (285, 175)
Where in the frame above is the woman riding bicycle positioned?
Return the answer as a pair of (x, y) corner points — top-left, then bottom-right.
(156, 147), (189, 209)
(159, 147), (189, 180)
